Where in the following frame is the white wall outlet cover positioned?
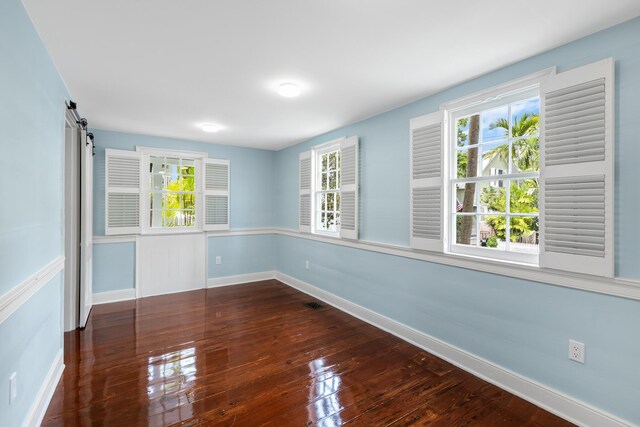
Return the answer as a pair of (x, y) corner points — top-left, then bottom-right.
(569, 339), (585, 363)
(215, 256), (222, 265)
(305, 260), (309, 269)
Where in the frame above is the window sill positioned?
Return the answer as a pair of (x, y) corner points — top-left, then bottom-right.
(312, 230), (341, 239)
(448, 244), (538, 266)
(141, 228), (202, 236)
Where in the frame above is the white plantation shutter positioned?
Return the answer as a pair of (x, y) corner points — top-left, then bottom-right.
(339, 136), (359, 240)
(299, 151), (312, 232)
(410, 111), (444, 252)
(105, 149), (142, 235)
(203, 159), (230, 231)
(540, 58), (614, 277)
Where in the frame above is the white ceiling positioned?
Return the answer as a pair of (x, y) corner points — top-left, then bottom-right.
(23, 0), (640, 150)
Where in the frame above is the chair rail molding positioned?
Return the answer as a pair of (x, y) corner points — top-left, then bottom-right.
(93, 227), (640, 300)
(0, 256), (65, 325)
(273, 228), (640, 302)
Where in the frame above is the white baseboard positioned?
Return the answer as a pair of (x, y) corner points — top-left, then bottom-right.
(275, 271), (632, 427)
(207, 271), (276, 288)
(92, 272), (276, 304)
(23, 349), (64, 427)
(92, 288), (136, 305)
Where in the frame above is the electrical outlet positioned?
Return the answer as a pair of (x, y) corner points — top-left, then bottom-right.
(9, 372), (17, 404)
(569, 340), (585, 363)
(305, 260), (309, 269)
(215, 256), (221, 265)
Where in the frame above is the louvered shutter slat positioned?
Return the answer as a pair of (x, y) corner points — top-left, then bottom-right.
(206, 163), (229, 191)
(299, 194), (311, 227)
(410, 111), (444, 252)
(545, 76), (607, 166)
(203, 159), (230, 231)
(540, 58), (614, 277)
(105, 149), (141, 235)
(412, 187), (441, 240)
(299, 151), (312, 232)
(205, 195), (228, 225)
(339, 137), (358, 239)
(543, 175), (606, 258)
(412, 122), (442, 180)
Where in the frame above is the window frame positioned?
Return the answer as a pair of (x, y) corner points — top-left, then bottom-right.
(443, 69), (554, 265)
(312, 139), (343, 237)
(137, 147), (208, 235)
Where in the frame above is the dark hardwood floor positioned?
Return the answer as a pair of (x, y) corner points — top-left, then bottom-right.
(42, 280), (573, 426)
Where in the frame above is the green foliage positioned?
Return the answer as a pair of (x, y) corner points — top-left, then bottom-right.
(457, 117), (469, 147)
(456, 118), (469, 177)
(486, 236), (498, 248)
(484, 113), (540, 172)
(162, 166), (195, 226)
(478, 111), (540, 242)
(457, 151), (467, 178)
(481, 179), (539, 241)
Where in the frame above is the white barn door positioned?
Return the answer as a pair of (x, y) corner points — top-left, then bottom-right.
(79, 130), (94, 328)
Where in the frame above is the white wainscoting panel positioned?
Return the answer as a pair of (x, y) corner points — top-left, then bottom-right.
(138, 234), (206, 298)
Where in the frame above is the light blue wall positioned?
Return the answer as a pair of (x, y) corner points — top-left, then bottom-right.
(208, 235), (276, 278)
(92, 129), (276, 235)
(91, 130), (278, 292)
(0, 275), (63, 427)
(276, 235), (640, 422)
(0, 0), (68, 425)
(93, 242), (136, 292)
(276, 17), (640, 280)
(0, 0), (68, 295)
(93, 235), (279, 293)
(274, 18), (640, 423)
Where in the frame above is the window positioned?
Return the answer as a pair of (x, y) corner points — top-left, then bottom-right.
(105, 147), (230, 235)
(489, 168), (506, 188)
(450, 89), (540, 263)
(411, 61), (613, 277)
(314, 144), (341, 235)
(149, 156), (196, 228)
(299, 136), (358, 239)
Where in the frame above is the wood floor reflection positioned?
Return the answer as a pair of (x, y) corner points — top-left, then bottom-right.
(42, 280), (573, 426)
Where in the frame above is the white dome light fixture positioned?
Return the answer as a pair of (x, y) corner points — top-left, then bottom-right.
(278, 82), (301, 98)
(201, 123), (221, 133)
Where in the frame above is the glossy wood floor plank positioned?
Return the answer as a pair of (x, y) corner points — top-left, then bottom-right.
(42, 280), (573, 426)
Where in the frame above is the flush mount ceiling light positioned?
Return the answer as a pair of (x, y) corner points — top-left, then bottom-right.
(201, 123), (221, 133)
(278, 82), (301, 98)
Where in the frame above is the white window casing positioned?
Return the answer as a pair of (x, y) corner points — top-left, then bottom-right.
(203, 159), (230, 231)
(539, 57), (614, 277)
(339, 136), (359, 240)
(410, 111), (445, 252)
(299, 151), (312, 233)
(105, 148), (142, 235)
(442, 69), (555, 264)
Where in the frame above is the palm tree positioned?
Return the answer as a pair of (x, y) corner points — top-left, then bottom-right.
(484, 113), (539, 172)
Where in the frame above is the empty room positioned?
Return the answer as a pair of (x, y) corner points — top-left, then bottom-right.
(2, 0), (640, 426)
